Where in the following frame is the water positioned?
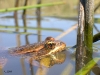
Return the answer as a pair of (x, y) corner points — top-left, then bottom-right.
(0, 12), (100, 75)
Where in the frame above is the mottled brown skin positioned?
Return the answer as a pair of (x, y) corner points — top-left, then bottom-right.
(45, 37), (55, 41)
(9, 37), (66, 60)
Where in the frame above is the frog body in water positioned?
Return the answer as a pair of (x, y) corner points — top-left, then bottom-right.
(9, 37), (66, 60)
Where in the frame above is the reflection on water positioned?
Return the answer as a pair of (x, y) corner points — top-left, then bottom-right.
(0, 35), (67, 75)
(38, 51), (66, 67)
(0, 13), (100, 75)
(0, 47), (67, 75)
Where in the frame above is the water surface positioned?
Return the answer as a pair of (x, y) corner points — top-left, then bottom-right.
(0, 13), (100, 75)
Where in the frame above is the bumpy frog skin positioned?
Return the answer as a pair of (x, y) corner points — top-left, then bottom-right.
(9, 37), (66, 60)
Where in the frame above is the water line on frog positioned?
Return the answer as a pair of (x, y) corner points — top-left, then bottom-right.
(8, 37), (66, 60)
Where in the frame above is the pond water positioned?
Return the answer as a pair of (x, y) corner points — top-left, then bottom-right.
(0, 12), (100, 75)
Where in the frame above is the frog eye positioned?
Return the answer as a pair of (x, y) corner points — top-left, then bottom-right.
(45, 41), (56, 49)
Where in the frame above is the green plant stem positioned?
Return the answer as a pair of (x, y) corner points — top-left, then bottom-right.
(0, 2), (66, 13)
(75, 58), (100, 75)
